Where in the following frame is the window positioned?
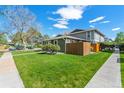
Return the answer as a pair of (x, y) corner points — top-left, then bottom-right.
(87, 32), (90, 37)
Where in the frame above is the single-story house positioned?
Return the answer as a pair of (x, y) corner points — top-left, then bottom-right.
(43, 28), (105, 55)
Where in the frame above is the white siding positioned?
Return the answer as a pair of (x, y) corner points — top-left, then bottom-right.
(100, 36), (105, 42)
(69, 30), (104, 43)
(94, 32), (104, 42)
(69, 33), (86, 39)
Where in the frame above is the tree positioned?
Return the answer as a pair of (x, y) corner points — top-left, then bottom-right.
(26, 27), (42, 44)
(11, 26), (42, 46)
(11, 32), (25, 44)
(115, 32), (124, 43)
(3, 6), (36, 49)
(43, 34), (50, 39)
(0, 34), (7, 44)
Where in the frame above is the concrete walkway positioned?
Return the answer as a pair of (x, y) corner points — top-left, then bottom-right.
(85, 49), (122, 88)
(0, 52), (24, 88)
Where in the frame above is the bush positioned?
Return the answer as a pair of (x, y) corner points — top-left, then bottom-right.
(26, 45), (34, 49)
(4, 45), (10, 49)
(42, 43), (60, 54)
(119, 44), (124, 51)
(15, 44), (24, 50)
(35, 44), (43, 48)
(100, 42), (115, 51)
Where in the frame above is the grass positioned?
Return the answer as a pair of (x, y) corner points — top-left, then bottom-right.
(0, 53), (3, 57)
(13, 51), (112, 88)
(120, 52), (124, 87)
(12, 50), (40, 55)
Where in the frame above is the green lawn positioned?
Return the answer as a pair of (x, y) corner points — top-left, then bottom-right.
(13, 51), (112, 88)
(12, 50), (41, 55)
(120, 52), (124, 87)
(0, 53), (3, 57)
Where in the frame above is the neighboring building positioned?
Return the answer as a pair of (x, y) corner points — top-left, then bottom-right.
(104, 37), (113, 42)
(43, 28), (105, 55)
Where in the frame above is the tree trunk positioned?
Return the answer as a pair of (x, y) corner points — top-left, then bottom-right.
(20, 29), (27, 50)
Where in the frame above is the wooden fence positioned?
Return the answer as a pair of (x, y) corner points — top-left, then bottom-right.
(66, 42), (91, 56)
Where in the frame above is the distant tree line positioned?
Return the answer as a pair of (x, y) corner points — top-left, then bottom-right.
(101, 31), (124, 51)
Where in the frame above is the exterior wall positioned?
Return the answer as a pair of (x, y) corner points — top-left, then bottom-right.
(86, 31), (94, 41)
(69, 30), (104, 43)
(100, 36), (105, 42)
(66, 42), (91, 56)
(69, 32), (86, 40)
(93, 32), (104, 43)
(57, 39), (65, 52)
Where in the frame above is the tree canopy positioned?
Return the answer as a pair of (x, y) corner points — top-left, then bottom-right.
(115, 32), (124, 44)
(0, 34), (7, 44)
(26, 27), (42, 44)
(3, 6), (36, 48)
(12, 26), (42, 45)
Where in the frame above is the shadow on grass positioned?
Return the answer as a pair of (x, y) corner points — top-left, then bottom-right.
(37, 52), (46, 54)
(102, 51), (114, 53)
(102, 50), (114, 53)
(37, 52), (57, 55)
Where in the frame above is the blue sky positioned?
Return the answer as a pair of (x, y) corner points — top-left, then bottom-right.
(1, 5), (124, 40)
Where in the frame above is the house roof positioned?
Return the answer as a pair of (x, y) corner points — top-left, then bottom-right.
(69, 28), (105, 37)
(44, 35), (89, 41)
(55, 34), (63, 37)
(70, 29), (85, 33)
(43, 28), (104, 42)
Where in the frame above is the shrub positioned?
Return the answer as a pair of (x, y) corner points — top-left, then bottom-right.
(42, 43), (60, 54)
(54, 44), (60, 52)
(4, 45), (10, 49)
(26, 45), (34, 49)
(35, 44), (43, 48)
(100, 42), (115, 51)
(15, 44), (24, 50)
(119, 44), (124, 51)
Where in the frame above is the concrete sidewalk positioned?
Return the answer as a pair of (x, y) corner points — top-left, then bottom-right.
(85, 49), (122, 88)
(0, 52), (24, 88)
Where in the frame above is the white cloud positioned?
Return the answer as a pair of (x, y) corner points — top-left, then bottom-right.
(112, 27), (120, 31)
(48, 17), (57, 21)
(58, 20), (68, 25)
(54, 5), (87, 20)
(89, 16), (105, 23)
(89, 25), (95, 28)
(53, 23), (68, 29)
(100, 20), (110, 24)
(51, 5), (87, 29)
